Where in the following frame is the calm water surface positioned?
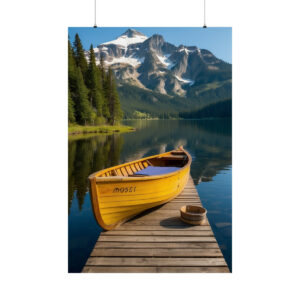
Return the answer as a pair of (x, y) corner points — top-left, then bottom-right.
(68, 119), (232, 272)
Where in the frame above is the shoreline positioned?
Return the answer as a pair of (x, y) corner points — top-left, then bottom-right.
(123, 117), (232, 121)
(68, 124), (135, 136)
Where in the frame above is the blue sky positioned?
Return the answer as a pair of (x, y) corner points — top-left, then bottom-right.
(68, 27), (232, 63)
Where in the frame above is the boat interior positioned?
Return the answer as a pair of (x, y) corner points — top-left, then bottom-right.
(98, 150), (189, 178)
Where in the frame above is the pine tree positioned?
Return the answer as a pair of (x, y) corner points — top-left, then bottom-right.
(73, 33), (88, 78)
(104, 67), (112, 123)
(102, 92), (110, 121)
(74, 67), (93, 125)
(99, 55), (106, 83)
(99, 55), (110, 120)
(68, 39), (77, 96)
(86, 44), (105, 117)
(68, 88), (76, 123)
(105, 67), (123, 125)
(111, 77), (123, 124)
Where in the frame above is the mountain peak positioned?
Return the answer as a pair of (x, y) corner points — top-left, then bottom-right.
(102, 29), (148, 48)
(149, 34), (164, 41)
(121, 29), (146, 38)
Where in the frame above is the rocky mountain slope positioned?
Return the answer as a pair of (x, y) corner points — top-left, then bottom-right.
(86, 29), (232, 117)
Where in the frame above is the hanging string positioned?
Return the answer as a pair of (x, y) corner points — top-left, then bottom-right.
(203, 0), (207, 28)
(93, 0), (97, 28)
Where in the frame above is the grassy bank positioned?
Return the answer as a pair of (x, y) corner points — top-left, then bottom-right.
(68, 124), (135, 135)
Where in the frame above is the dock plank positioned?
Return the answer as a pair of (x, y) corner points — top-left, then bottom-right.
(115, 225), (212, 230)
(91, 248), (223, 257)
(101, 230), (214, 236)
(82, 176), (230, 273)
(86, 257), (227, 267)
(98, 236), (216, 242)
(119, 218), (208, 226)
(82, 266), (229, 273)
(94, 242), (220, 249)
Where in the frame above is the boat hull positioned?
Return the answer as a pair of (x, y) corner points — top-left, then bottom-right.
(89, 149), (191, 230)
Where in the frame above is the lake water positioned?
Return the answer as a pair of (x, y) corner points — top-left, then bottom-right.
(68, 119), (232, 272)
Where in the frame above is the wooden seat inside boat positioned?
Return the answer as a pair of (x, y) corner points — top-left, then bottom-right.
(133, 166), (181, 176)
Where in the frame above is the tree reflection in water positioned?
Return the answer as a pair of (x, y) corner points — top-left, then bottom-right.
(68, 134), (123, 213)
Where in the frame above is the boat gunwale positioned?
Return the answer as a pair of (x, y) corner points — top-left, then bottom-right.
(89, 147), (192, 182)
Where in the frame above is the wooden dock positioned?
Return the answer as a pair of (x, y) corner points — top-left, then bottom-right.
(82, 177), (230, 273)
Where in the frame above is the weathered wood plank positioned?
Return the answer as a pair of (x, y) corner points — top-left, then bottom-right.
(179, 196), (200, 198)
(85, 257), (227, 267)
(171, 200), (200, 203)
(172, 200), (201, 202)
(123, 217), (210, 226)
(169, 199), (201, 202)
(171, 194), (200, 201)
(98, 235), (216, 242)
(177, 193), (199, 196)
(91, 248), (223, 257)
(127, 211), (185, 218)
(124, 215), (209, 226)
(158, 203), (202, 210)
(101, 230), (214, 236)
(82, 266), (230, 273)
(128, 214), (183, 220)
(94, 242), (219, 249)
(176, 193), (200, 196)
(168, 199), (200, 202)
(173, 199), (200, 201)
(113, 225), (212, 231)
(171, 201), (200, 204)
(170, 199), (200, 201)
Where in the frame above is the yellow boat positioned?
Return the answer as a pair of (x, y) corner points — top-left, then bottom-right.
(88, 147), (191, 230)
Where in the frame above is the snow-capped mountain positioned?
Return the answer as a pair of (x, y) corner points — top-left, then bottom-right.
(86, 29), (231, 98)
(102, 29), (148, 49)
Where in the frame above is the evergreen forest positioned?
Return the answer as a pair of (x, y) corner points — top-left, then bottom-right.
(68, 34), (123, 126)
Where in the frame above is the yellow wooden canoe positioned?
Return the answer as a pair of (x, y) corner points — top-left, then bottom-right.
(88, 147), (191, 230)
